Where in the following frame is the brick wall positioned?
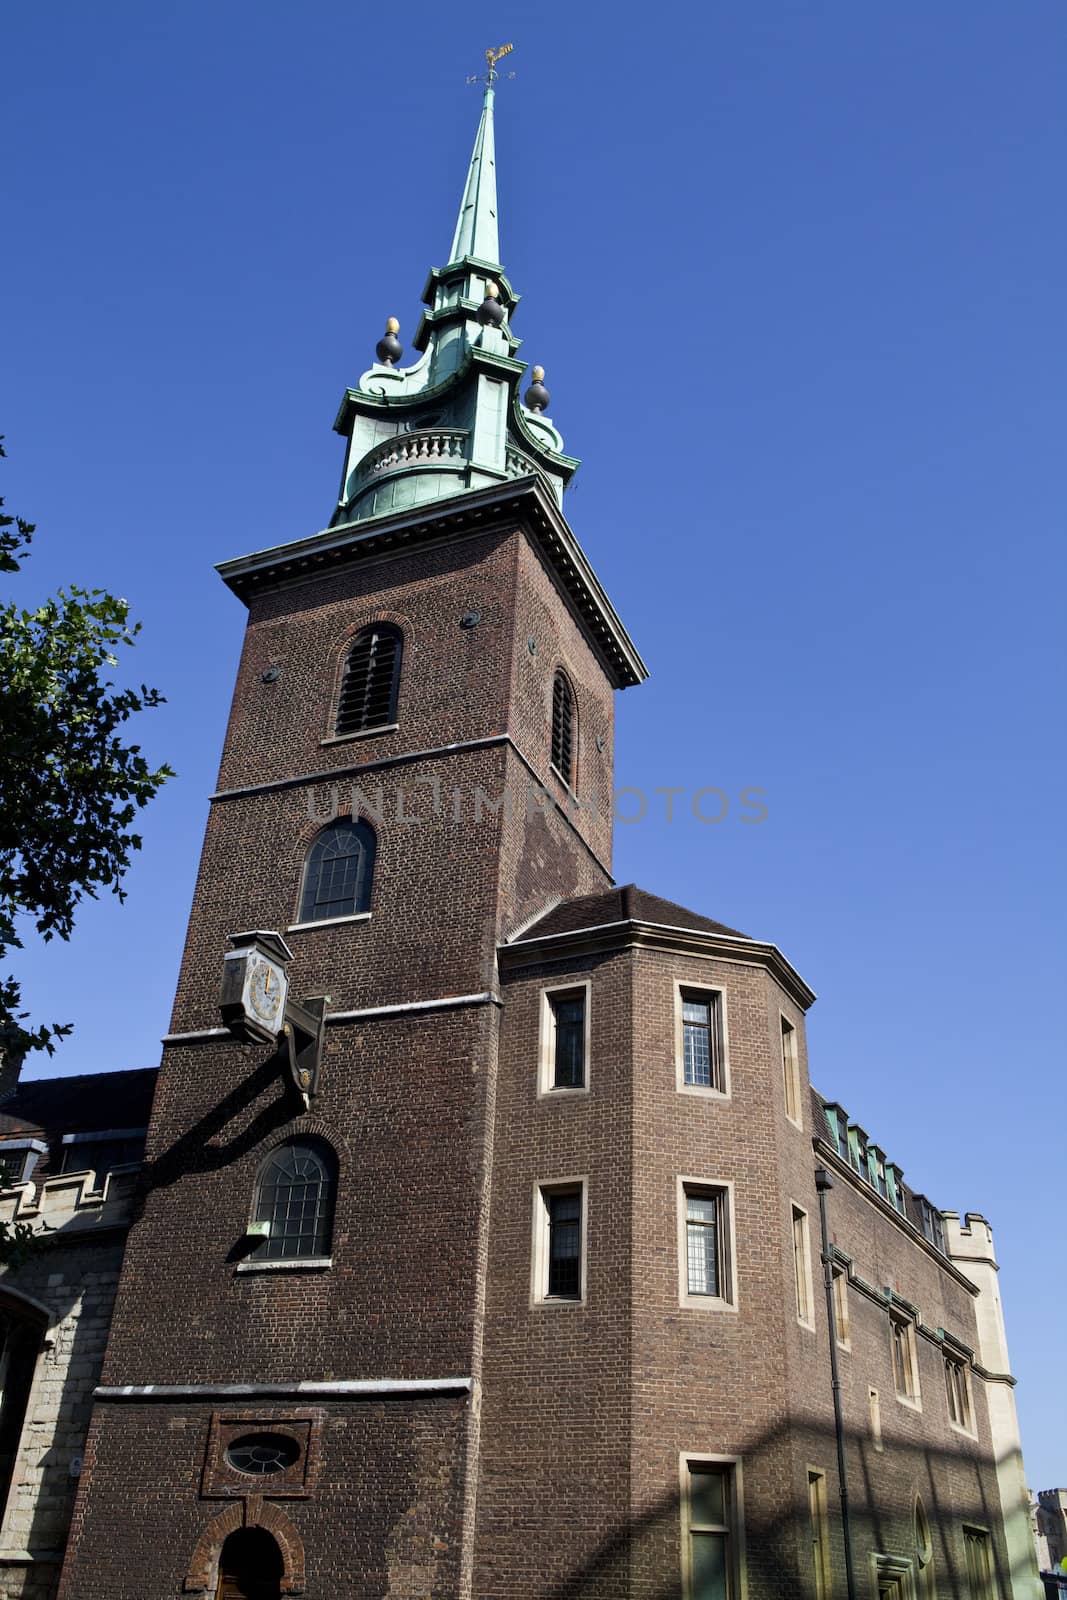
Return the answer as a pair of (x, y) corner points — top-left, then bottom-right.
(476, 938), (1011, 1600)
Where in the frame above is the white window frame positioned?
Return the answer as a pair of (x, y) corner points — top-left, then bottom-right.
(780, 1012), (802, 1127)
(537, 981), (592, 1098)
(674, 980), (730, 1100)
(679, 1452), (746, 1600)
(530, 1177), (588, 1307)
(791, 1202), (815, 1330)
(891, 1313), (923, 1410)
(677, 1177), (738, 1312)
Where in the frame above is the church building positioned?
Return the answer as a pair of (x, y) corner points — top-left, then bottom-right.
(0, 62), (1040, 1600)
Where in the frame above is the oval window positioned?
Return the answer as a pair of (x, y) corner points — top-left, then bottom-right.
(225, 1432), (300, 1476)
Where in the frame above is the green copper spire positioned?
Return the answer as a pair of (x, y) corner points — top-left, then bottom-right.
(330, 49), (579, 528)
(448, 83), (501, 268)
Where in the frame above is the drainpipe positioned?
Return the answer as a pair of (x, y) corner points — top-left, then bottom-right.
(815, 1166), (858, 1600)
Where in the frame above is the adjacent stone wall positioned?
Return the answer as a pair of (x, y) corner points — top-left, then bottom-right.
(0, 1171), (136, 1600)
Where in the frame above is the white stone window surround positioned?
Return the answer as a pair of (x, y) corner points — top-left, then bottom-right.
(790, 1201), (816, 1331)
(530, 1176), (588, 1307)
(779, 1010), (803, 1128)
(890, 1312), (923, 1411)
(869, 1552), (917, 1599)
(676, 1176), (738, 1313)
(943, 1348), (977, 1438)
(678, 1451), (747, 1600)
(832, 1265), (852, 1350)
(537, 980), (592, 1098)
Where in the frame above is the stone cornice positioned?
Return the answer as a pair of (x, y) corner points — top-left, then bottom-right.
(207, 730), (614, 880)
(499, 917), (816, 1011)
(215, 475), (647, 689)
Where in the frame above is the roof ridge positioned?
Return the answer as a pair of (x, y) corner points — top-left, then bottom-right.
(18, 1065), (158, 1087)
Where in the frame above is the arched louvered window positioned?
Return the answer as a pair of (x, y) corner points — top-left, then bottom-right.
(251, 1138), (336, 1261)
(335, 624), (401, 736)
(551, 670), (576, 788)
(298, 819), (376, 924)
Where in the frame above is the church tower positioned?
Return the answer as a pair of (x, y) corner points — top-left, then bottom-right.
(56, 67), (645, 1600)
(53, 61), (1031, 1600)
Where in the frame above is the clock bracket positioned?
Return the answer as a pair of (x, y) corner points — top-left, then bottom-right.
(277, 994), (328, 1112)
(219, 930), (329, 1111)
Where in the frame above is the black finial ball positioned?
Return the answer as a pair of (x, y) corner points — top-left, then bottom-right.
(524, 365), (550, 413)
(478, 295), (505, 328)
(477, 279), (506, 328)
(376, 318), (403, 365)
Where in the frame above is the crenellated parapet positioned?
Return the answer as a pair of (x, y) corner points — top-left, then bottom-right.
(0, 1166), (139, 1239)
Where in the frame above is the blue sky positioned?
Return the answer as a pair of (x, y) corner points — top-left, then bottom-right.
(4, 3), (1065, 1488)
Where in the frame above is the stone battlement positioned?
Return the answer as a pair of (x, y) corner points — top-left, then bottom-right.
(0, 1166), (139, 1237)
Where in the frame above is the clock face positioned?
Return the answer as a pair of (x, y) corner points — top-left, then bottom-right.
(243, 953), (288, 1035)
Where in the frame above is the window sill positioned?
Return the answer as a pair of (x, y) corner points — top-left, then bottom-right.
(680, 1295), (738, 1314)
(320, 724), (398, 747)
(796, 1317), (816, 1333)
(538, 1084), (590, 1100)
(948, 1419), (977, 1440)
(532, 1295), (584, 1309)
(785, 1114), (804, 1131)
(894, 1392), (923, 1413)
(286, 913), (371, 933)
(548, 763), (578, 799)
(676, 1083), (731, 1102)
(236, 1257), (332, 1274)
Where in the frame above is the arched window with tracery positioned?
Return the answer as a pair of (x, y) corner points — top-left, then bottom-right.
(335, 623), (402, 736)
(216, 1527), (283, 1600)
(915, 1498), (934, 1600)
(551, 670), (576, 789)
(251, 1138), (336, 1262)
(298, 819), (376, 924)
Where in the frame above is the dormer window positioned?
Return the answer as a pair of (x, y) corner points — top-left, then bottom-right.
(336, 624), (401, 736)
(59, 1129), (146, 1180)
(915, 1196), (947, 1255)
(0, 1140), (46, 1189)
(551, 670), (576, 788)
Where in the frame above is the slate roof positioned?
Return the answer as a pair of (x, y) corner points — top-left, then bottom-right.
(514, 884), (749, 944)
(0, 1067), (158, 1140)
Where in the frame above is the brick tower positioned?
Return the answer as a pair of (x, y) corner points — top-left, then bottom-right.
(54, 66), (1036, 1600)
(56, 68), (646, 1600)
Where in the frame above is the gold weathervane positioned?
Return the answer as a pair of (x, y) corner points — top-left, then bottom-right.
(467, 42), (516, 87)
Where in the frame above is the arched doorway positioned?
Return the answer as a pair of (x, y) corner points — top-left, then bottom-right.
(216, 1527), (284, 1600)
(0, 1295), (48, 1532)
